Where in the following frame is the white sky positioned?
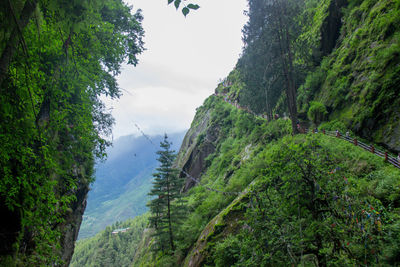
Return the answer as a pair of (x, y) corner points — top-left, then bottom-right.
(103, 0), (248, 139)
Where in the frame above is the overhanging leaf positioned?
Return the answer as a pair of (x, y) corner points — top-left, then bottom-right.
(168, 0), (174, 4)
(182, 7), (190, 17)
(174, 0), (181, 9)
(187, 4), (200, 10)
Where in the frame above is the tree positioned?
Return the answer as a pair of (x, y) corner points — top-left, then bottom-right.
(0, 0), (39, 85)
(147, 134), (185, 252)
(0, 0), (144, 264)
(239, 0), (307, 133)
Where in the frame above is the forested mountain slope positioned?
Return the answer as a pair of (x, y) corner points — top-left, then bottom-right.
(298, 0), (400, 151)
(71, 0), (400, 265)
(79, 132), (185, 240)
(237, 0), (400, 151)
(73, 94), (400, 266)
(71, 214), (150, 267)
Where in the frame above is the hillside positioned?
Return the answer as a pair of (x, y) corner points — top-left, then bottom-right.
(71, 214), (150, 267)
(298, 0), (400, 151)
(79, 132), (185, 239)
(70, 0), (400, 265)
(72, 94), (400, 266)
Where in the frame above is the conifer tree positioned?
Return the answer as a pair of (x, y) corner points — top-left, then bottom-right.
(147, 134), (185, 252)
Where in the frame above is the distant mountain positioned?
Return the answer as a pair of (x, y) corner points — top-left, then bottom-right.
(78, 131), (186, 239)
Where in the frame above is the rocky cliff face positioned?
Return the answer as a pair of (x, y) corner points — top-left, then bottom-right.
(312, 0), (400, 152)
(59, 182), (89, 266)
(176, 106), (223, 192)
(319, 0), (347, 57)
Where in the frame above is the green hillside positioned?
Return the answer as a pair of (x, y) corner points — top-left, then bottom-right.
(72, 95), (400, 266)
(299, 0), (400, 150)
(70, 0), (400, 265)
(71, 214), (150, 267)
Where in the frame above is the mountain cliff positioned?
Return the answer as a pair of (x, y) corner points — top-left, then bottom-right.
(70, 0), (400, 265)
(72, 93), (400, 266)
(297, 0), (400, 151)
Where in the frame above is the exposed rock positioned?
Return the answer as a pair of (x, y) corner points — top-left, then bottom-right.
(376, 112), (400, 153)
(59, 181), (89, 266)
(176, 109), (220, 191)
(183, 190), (250, 267)
(319, 0), (348, 57)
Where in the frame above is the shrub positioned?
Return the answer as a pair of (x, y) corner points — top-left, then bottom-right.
(318, 119), (348, 133)
(307, 101), (328, 125)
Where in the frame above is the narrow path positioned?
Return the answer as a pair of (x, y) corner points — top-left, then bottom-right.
(215, 93), (400, 170)
(306, 129), (400, 169)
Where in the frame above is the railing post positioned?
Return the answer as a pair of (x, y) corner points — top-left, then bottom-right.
(371, 145), (375, 154)
(354, 138), (358, 146)
(385, 152), (388, 162)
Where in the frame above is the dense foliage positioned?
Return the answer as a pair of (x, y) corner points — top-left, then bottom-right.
(237, 0), (399, 149)
(210, 135), (400, 266)
(307, 101), (328, 125)
(0, 0), (143, 265)
(70, 0), (400, 265)
(135, 96), (294, 265)
(307, 0), (400, 147)
(237, 0), (313, 131)
(72, 94), (400, 266)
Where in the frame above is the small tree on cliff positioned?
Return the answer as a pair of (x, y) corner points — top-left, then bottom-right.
(147, 134), (185, 252)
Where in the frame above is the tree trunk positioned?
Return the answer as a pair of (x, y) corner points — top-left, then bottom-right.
(166, 173), (175, 251)
(273, 0), (299, 134)
(0, 0), (38, 86)
(284, 18), (299, 134)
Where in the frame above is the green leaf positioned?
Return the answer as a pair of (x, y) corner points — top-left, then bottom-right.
(174, 0), (181, 9)
(187, 4), (200, 10)
(182, 7), (190, 17)
(168, 0), (174, 4)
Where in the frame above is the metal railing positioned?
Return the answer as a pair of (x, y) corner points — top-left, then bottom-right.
(305, 129), (400, 170)
(216, 94), (400, 170)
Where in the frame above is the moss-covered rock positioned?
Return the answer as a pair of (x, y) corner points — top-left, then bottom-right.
(309, 0), (400, 152)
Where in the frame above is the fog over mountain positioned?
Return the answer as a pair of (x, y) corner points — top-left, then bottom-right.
(78, 131), (186, 239)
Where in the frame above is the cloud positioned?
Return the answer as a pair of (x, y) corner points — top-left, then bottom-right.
(107, 0), (248, 138)
(103, 85), (210, 139)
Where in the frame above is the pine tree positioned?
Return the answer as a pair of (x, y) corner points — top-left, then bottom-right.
(147, 134), (185, 252)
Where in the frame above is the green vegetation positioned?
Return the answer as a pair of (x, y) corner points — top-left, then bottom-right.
(73, 93), (400, 266)
(307, 101), (328, 125)
(205, 134), (400, 266)
(238, 0), (305, 132)
(234, 0), (399, 149)
(11, 0), (397, 264)
(167, 0), (200, 17)
(301, 0), (400, 147)
(147, 134), (186, 252)
(71, 214), (150, 267)
(0, 0), (143, 265)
